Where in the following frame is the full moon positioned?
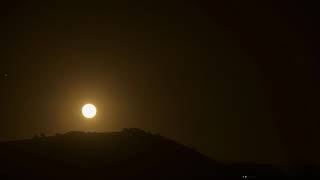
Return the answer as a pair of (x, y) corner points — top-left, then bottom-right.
(82, 104), (97, 119)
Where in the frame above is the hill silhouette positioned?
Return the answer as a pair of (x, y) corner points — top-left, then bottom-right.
(0, 128), (316, 179)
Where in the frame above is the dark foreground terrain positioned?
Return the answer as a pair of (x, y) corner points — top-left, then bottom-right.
(0, 129), (318, 179)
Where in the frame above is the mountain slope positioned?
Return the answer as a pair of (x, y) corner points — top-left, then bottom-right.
(0, 129), (223, 179)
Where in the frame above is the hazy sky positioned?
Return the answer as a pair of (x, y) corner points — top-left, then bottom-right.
(0, 0), (319, 166)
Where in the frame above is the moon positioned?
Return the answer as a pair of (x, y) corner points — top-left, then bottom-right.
(82, 104), (97, 119)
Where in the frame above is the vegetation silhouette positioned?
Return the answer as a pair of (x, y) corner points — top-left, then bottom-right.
(0, 128), (318, 179)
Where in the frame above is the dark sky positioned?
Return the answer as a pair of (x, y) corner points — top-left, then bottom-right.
(0, 0), (319, 166)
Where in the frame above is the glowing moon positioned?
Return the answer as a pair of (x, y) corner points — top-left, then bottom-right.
(82, 104), (97, 119)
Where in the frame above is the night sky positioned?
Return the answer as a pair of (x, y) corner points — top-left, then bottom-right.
(0, 0), (319, 166)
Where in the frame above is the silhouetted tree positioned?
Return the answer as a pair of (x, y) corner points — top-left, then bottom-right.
(32, 134), (39, 139)
(40, 133), (46, 138)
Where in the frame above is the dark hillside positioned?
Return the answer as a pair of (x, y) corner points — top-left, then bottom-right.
(1, 128), (311, 179)
(0, 129), (223, 179)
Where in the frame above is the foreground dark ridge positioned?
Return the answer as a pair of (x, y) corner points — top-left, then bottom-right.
(0, 129), (317, 179)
